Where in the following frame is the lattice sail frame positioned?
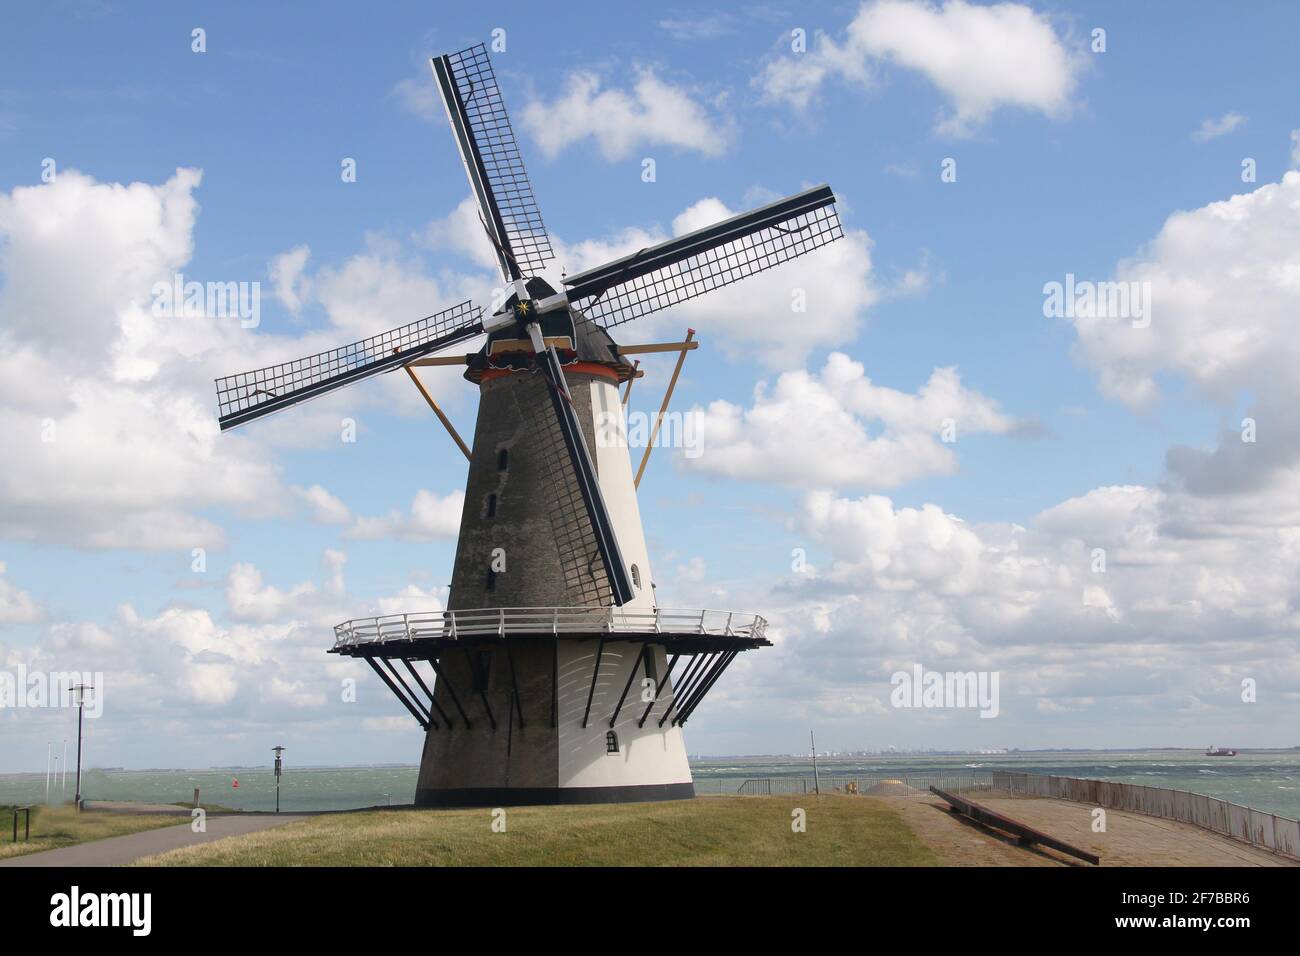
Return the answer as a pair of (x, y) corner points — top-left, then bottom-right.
(215, 300), (483, 430)
(441, 43), (554, 278)
(562, 186), (843, 329)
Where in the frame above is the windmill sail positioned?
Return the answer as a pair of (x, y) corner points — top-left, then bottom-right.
(432, 43), (554, 282)
(215, 300), (484, 430)
(534, 342), (636, 605)
(561, 184), (842, 329)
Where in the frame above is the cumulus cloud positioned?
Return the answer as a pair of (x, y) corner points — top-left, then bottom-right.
(348, 489), (465, 540)
(757, 0), (1084, 136)
(521, 68), (734, 161)
(1192, 112), (1245, 142)
(0, 168), (292, 549)
(269, 244), (311, 314)
(1068, 168), (1300, 498)
(294, 485), (352, 525)
(0, 563), (43, 625)
(687, 354), (1017, 489)
(0, 168), (490, 551)
(391, 72), (442, 123)
(670, 479), (1300, 749)
(0, 550), (444, 769)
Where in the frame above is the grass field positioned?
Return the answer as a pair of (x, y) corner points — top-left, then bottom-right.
(0, 805), (182, 860)
(139, 796), (939, 866)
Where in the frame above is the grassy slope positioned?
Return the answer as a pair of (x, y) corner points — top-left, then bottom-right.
(0, 805), (182, 860)
(140, 796), (939, 866)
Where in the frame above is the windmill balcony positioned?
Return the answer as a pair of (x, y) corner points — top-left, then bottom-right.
(331, 606), (768, 651)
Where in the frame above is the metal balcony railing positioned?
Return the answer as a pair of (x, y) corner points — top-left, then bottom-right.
(332, 606), (768, 648)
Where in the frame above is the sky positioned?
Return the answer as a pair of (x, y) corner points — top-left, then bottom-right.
(2, 0), (1300, 771)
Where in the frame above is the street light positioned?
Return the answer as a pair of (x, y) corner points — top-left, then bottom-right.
(272, 745), (285, 813)
(71, 682), (93, 811)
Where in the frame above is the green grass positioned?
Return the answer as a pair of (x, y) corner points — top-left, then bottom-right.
(0, 805), (182, 860)
(138, 795), (939, 866)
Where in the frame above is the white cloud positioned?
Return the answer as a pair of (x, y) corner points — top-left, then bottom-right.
(0, 549), (446, 769)
(0, 562), (42, 625)
(521, 68), (734, 161)
(348, 489), (464, 540)
(757, 0), (1084, 136)
(1192, 112), (1245, 143)
(294, 484), (351, 525)
(687, 353), (1017, 489)
(1291, 129), (1300, 168)
(1068, 168), (1300, 492)
(269, 244), (311, 314)
(391, 73), (441, 123)
(0, 169), (490, 551)
(0, 168), (290, 550)
(423, 195), (501, 273)
(685, 477), (1300, 748)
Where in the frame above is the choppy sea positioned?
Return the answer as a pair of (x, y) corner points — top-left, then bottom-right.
(3, 750), (1299, 816)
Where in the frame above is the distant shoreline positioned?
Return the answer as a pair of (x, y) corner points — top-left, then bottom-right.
(2, 746), (1298, 776)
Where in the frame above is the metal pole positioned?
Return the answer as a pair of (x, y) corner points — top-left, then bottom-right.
(811, 730), (821, 795)
(75, 699), (84, 811)
(61, 739), (68, 794)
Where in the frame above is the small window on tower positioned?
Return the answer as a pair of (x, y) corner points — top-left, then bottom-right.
(630, 564), (641, 589)
(605, 731), (619, 754)
(497, 448), (509, 471)
(485, 568), (497, 591)
(486, 493), (497, 518)
(643, 647), (658, 682)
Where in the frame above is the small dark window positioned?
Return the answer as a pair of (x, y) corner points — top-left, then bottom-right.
(630, 564), (641, 589)
(497, 448), (509, 471)
(605, 730), (619, 754)
(643, 648), (658, 682)
(485, 568), (497, 591)
(473, 651), (493, 693)
(485, 493), (497, 518)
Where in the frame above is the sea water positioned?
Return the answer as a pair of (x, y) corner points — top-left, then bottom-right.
(2, 750), (1298, 816)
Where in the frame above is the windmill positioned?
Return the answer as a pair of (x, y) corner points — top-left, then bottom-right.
(215, 42), (843, 805)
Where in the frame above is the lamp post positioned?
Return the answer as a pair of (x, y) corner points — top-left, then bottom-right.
(71, 682), (92, 811)
(272, 745), (285, 813)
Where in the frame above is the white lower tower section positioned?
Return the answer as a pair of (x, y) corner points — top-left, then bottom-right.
(555, 380), (692, 790)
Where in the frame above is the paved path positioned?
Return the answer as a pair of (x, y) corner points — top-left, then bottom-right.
(0, 815), (305, 867)
(880, 791), (1296, 867)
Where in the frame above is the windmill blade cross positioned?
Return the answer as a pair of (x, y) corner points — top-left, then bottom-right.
(432, 43), (554, 283)
(214, 300), (484, 431)
(556, 184), (842, 329)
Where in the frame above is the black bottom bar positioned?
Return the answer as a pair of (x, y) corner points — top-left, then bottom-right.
(415, 782), (695, 807)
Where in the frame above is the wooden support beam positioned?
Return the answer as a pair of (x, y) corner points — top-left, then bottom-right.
(634, 329), (695, 489)
(405, 355), (470, 367)
(619, 341), (700, 355)
(929, 787), (1101, 865)
(622, 359), (641, 406)
(404, 365), (471, 461)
